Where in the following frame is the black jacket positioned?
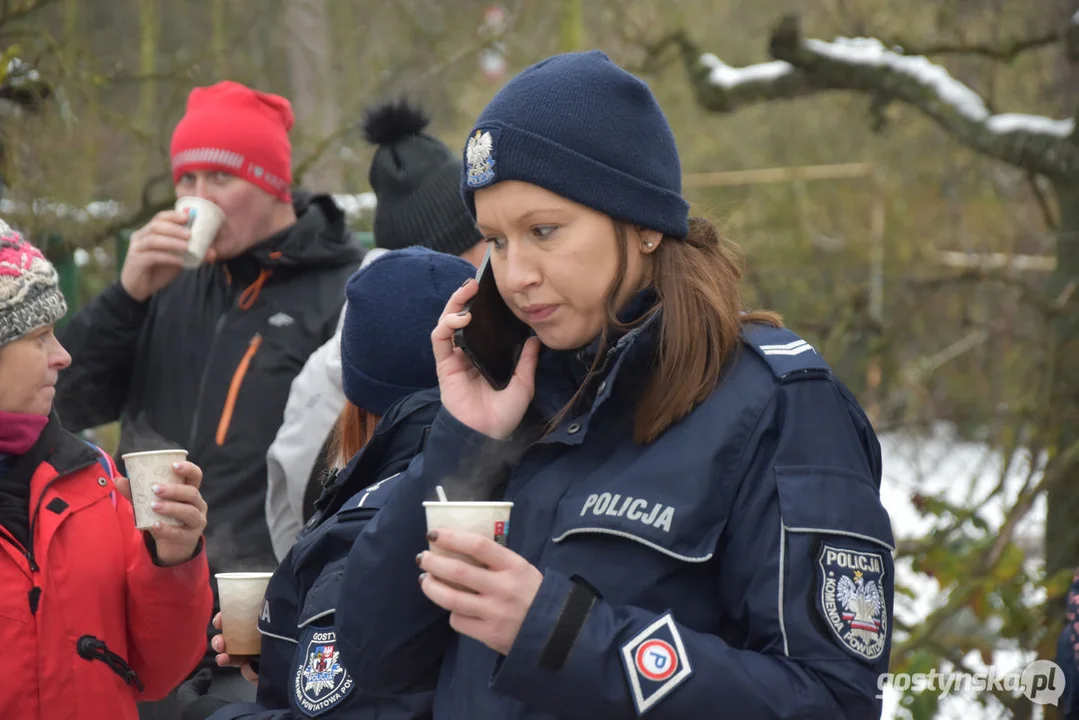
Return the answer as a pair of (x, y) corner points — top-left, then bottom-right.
(56, 191), (364, 578)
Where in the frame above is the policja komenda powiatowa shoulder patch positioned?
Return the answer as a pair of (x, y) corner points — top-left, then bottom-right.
(817, 543), (888, 662)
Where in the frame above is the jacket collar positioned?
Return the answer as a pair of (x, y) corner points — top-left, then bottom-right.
(223, 191), (362, 283)
(532, 289), (661, 431)
(307, 388), (442, 526)
(6, 412), (98, 492)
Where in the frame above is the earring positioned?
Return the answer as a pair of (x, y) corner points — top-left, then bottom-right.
(644, 241), (655, 249)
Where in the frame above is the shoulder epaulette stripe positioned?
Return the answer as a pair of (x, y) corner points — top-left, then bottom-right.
(759, 340), (814, 356)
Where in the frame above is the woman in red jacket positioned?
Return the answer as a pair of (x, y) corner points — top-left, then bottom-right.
(0, 224), (214, 720)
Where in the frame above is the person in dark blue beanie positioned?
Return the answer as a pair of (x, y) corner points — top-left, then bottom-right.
(337, 50), (892, 720)
(461, 49), (689, 238)
(340, 246), (475, 418)
(205, 245), (473, 720)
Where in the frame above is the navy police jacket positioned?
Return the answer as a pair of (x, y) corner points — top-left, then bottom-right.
(208, 391), (441, 720)
(336, 305), (897, 719)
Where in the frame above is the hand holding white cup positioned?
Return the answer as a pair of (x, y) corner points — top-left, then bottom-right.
(422, 486), (513, 592)
(120, 449), (189, 530)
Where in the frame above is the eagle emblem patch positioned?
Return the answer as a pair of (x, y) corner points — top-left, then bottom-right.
(465, 129), (496, 187)
(294, 628), (354, 716)
(817, 544), (888, 661)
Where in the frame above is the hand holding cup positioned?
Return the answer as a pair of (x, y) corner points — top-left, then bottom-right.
(116, 451), (207, 567)
(120, 199), (224, 302)
(211, 612), (259, 685)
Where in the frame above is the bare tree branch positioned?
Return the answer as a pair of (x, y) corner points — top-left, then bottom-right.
(880, 30), (1063, 63)
(293, 0), (529, 187)
(903, 268), (1056, 316)
(0, 0), (58, 29)
(83, 198), (171, 253)
(890, 435), (1076, 664)
(670, 15), (1079, 181)
(1026, 173), (1059, 230)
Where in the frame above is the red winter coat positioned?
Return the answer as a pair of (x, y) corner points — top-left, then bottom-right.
(0, 416), (213, 720)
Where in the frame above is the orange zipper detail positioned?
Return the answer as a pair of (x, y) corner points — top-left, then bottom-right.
(238, 268), (273, 311)
(216, 334), (263, 447)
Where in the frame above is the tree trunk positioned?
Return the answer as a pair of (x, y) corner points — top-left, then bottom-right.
(283, 0), (340, 192)
(560, 0), (584, 53)
(135, 0), (158, 199)
(1046, 180), (1079, 583)
(65, 0), (96, 202)
(211, 0), (228, 78)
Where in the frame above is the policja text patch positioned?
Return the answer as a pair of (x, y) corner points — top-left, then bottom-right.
(620, 613), (694, 715)
(817, 544), (888, 661)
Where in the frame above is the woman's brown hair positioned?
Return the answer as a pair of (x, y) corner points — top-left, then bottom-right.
(327, 402), (378, 468)
(550, 216), (782, 444)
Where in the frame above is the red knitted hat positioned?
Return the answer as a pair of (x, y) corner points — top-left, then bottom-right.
(170, 81), (295, 202)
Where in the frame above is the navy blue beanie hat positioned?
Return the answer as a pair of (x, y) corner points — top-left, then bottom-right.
(341, 246), (475, 416)
(461, 50), (689, 239)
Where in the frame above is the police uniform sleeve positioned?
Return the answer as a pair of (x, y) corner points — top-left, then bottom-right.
(336, 407), (490, 694)
(490, 376), (895, 719)
(202, 589), (435, 719)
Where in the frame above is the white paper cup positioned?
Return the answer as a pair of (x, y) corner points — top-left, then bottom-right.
(175, 196), (225, 269)
(423, 501), (512, 590)
(120, 449), (188, 530)
(216, 572), (273, 656)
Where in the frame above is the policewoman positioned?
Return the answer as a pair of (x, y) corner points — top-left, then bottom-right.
(337, 50), (896, 719)
(206, 247), (475, 720)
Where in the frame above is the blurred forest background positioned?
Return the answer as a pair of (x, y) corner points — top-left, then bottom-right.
(1, 0), (1077, 717)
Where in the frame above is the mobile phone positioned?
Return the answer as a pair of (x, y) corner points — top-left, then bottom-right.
(454, 247), (533, 390)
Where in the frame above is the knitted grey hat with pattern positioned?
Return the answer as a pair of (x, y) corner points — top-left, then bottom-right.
(0, 220), (67, 347)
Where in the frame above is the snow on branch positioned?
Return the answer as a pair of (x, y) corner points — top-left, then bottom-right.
(799, 36), (1073, 137)
(674, 16), (1079, 180)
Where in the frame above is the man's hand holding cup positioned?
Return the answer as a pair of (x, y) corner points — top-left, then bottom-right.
(120, 198), (224, 302)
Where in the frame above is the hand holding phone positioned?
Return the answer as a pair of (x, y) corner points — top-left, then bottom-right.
(430, 251), (541, 440)
(453, 247), (534, 391)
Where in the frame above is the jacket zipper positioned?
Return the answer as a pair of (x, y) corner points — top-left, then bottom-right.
(0, 527), (37, 572)
(188, 313), (231, 449)
(216, 333), (263, 446)
(0, 462), (95, 614)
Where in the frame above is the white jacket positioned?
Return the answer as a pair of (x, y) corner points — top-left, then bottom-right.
(265, 248), (388, 560)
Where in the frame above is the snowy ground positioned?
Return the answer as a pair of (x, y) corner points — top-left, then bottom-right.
(877, 425), (1051, 719)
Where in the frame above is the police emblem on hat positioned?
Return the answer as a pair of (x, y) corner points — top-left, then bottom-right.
(818, 544), (888, 661)
(466, 129), (496, 187)
(619, 613), (694, 715)
(293, 628), (354, 716)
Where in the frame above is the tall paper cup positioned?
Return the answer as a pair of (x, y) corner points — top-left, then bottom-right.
(120, 449), (188, 530)
(423, 501), (512, 590)
(216, 572), (273, 656)
(175, 197), (225, 269)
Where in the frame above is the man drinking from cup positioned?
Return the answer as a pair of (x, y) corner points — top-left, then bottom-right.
(53, 80), (365, 718)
